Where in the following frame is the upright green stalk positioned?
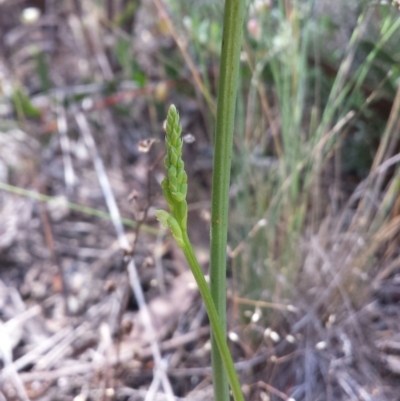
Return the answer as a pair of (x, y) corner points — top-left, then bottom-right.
(156, 105), (244, 401)
(210, 1), (245, 400)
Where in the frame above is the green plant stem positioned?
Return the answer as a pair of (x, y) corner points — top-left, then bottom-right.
(181, 233), (244, 401)
(210, 1), (245, 400)
(0, 182), (158, 234)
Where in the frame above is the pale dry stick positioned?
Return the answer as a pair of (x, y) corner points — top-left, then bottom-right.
(152, 0), (216, 115)
(56, 104), (76, 193)
(0, 304), (41, 400)
(106, 282), (130, 336)
(85, 13), (114, 81)
(310, 237), (364, 342)
(258, 381), (291, 401)
(145, 370), (163, 401)
(230, 218), (268, 259)
(19, 350), (271, 382)
(139, 326), (210, 359)
(367, 161), (400, 237)
(244, 62), (258, 143)
(3, 304), (41, 332)
(69, 4), (114, 81)
(376, 151), (400, 176)
(81, 10), (122, 171)
(19, 328), (211, 383)
(231, 297), (298, 313)
(355, 215), (400, 272)
(75, 111), (127, 243)
(47, 82), (127, 100)
(75, 111), (175, 401)
(0, 322), (30, 401)
(14, 326), (72, 372)
(100, 109), (123, 169)
(312, 111), (356, 163)
(291, 241), (363, 335)
(154, 225), (167, 295)
(116, 387), (188, 401)
(96, 323), (115, 396)
(68, 13), (91, 59)
(35, 322), (91, 371)
(20, 362), (100, 382)
(126, 260), (175, 401)
(376, 253), (400, 282)
(257, 76), (282, 158)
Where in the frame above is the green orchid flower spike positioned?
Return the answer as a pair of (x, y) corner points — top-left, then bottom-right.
(155, 105), (244, 401)
(156, 105), (188, 233)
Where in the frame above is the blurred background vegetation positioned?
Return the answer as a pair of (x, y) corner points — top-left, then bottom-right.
(1, 0), (400, 400)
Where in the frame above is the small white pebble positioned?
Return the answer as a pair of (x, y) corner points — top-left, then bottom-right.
(286, 334), (296, 343)
(141, 29), (152, 44)
(105, 388), (115, 397)
(253, 0), (272, 12)
(264, 328), (280, 342)
(244, 310), (253, 318)
(187, 280), (197, 290)
(67, 296), (80, 315)
(81, 97), (93, 110)
(58, 377), (68, 388)
(251, 311), (261, 323)
(203, 340), (212, 352)
(270, 331), (280, 343)
(257, 218), (267, 227)
(228, 331), (239, 342)
(316, 341), (327, 350)
(326, 314), (336, 328)
(241, 384), (251, 397)
(21, 7), (40, 24)
(357, 237), (365, 246)
(183, 133), (195, 143)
